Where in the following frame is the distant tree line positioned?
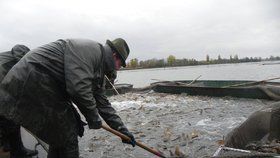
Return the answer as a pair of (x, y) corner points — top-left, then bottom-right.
(125, 54), (280, 69)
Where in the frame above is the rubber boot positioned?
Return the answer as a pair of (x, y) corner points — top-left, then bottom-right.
(8, 126), (38, 158)
(47, 137), (79, 158)
(47, 145), (79, 158)
(48, 146), (60, 158)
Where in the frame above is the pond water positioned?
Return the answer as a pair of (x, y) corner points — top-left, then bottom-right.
(117, 61), (280, 87)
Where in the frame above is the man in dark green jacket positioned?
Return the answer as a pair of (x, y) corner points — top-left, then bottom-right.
(0, 45), (38, 157)
(0, 38), (135, 158)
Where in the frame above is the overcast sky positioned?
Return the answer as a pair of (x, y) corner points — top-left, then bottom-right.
(0, 0), (279, 60)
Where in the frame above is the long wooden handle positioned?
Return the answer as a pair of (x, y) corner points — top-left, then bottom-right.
(101, 124), (166, 158)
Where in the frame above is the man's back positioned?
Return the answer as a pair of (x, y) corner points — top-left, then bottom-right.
(20, 40), (65, 83)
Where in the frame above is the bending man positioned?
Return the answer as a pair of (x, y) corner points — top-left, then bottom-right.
(0, 38), (135, 158)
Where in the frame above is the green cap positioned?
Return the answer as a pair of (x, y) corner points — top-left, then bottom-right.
(106, 38), (130, 67)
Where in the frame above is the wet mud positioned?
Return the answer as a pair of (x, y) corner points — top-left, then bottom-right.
(78, 92), (274, 158)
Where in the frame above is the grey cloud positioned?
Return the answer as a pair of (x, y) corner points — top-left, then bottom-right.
(0, 0), (279, 61)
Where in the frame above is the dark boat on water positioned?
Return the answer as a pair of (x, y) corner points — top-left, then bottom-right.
(151, 80), (280, 100)
(105, 83), (133, 96)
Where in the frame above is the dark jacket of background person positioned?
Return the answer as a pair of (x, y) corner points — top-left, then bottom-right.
(0, 39), (130, 148)
(0, 45), (30, 81)
(0, 45), (39, 157)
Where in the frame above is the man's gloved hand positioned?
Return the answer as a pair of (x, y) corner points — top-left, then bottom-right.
(88, 120), (102, 129)
(120, 130), (136, 147)
(87, 110), (102, 129)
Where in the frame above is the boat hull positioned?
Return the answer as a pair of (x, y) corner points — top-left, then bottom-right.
(105, 84), (133, 96)
(152, 80), (280, 100)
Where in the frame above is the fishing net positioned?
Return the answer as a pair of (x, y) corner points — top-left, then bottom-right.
(213, 146), (280, 158)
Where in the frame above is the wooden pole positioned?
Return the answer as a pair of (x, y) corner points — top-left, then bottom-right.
(186, 75), (202, 86)
(151, 79), (187, 85)
(222, 77), (280, 88)
(105, 75), (120, 95)
(101, 124), (166, 158)
(151, 75), (202, 86)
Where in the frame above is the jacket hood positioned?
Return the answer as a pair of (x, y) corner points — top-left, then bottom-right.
(11, 44), (30, 60)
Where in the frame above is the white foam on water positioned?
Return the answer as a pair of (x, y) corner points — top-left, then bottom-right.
(196, 118), (212, 126)
(195, 117), (247, 129)
(111, 99), (178, 111)
(111, 100), (142, 111)
(223, 117), (247, 129)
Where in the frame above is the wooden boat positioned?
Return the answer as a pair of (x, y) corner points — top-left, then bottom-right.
(105, 83), (133, 96)
(151, 80), (280, 100)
